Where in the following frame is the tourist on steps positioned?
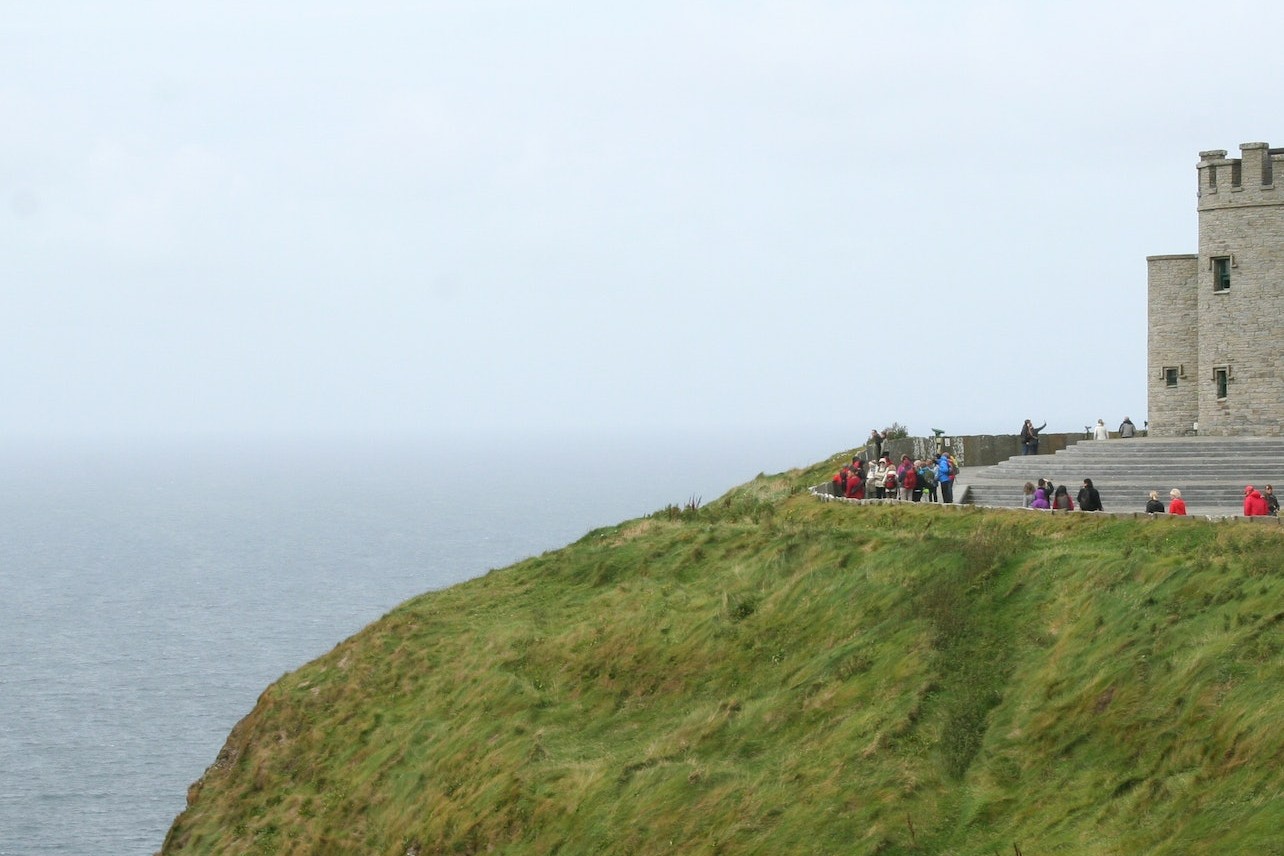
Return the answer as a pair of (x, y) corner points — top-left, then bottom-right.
(1167, 489), (1186, 515)
(1118, 417), (1136, 438)
(1266, 485), (1279, 516)
(1092, 419), (1109, 440)
(1052, 485), (1074, 510)
(1145, 491), (1165, 513)
(1077, 479), (1104, 511)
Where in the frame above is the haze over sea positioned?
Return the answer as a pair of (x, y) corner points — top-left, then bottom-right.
(0, 428), (847, 855)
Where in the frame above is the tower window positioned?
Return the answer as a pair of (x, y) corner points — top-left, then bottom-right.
(1164, 367), (1179, 387)
(1212, 257), (1232, 292)
(1214, 367), (1230, 399)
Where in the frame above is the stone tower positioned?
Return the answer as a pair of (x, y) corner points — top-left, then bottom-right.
(1147, 142), (1284, 436)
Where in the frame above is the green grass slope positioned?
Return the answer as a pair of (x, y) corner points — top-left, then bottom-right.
(163, 454), (1284, 855)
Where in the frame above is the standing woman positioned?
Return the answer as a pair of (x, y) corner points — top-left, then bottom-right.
(897, 455), (915, 502)
(872, 458), (889, 499)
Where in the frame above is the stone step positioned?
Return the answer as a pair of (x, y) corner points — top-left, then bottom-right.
(955, 436), (1281, 517)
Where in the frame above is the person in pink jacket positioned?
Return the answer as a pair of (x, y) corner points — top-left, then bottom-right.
(1244, 485), (1269, 516)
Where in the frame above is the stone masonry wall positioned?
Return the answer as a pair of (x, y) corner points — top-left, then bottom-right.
(1148, 143), (1284, 437)
(1195, 145), (1284, 435)
(1147, 254), (1199, 436)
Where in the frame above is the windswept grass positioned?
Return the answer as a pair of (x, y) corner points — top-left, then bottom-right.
(164, 463), (1284, 855)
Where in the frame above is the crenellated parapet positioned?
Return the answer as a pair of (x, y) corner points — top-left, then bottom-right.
(1197, 142), (1281, 210)
(1149, 139), (1284, 437)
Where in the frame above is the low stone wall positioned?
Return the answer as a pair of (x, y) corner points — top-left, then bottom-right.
(808, 485), (1277, 522)
(870, 432), (1088, 469)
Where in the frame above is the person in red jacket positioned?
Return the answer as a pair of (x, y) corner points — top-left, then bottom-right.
(1244, 485), (1269, 516)
(1168, 488), (1187, 516)
(844, 470), (865, 500)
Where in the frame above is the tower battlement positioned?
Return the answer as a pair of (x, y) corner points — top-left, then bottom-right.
(1151, 139), (1284, 437)
(1197, 142), (1281, 209)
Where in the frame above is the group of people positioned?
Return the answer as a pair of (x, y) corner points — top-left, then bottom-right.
(848, 423), (1279, 518)
(1021, 477), (1105, 511)
(1243, 484), (1280, 516)
(1023, 416), (1139, 454)
(1024, 481), (1280, 517)
(1144, 489), (1187, 515)
(830, 451), (959, 505)
(1091, 417), (1137, 440)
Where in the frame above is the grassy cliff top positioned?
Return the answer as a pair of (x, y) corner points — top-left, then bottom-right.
(163, 453), (1284, 855)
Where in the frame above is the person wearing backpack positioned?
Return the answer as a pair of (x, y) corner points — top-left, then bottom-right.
(871, 458), (889, 499)
(936, 452), (955, 504)
(844, 469), (865, 500)
(1020, 419), (1046, 455)
(1077, 478), (1104, 512)
(900, 458), (918, 501)
(919, 460), (938, 503)
(1052, 484), (1074, 510)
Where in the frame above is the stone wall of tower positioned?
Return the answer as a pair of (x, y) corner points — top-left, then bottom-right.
(1146, 254), (1199, 436)
(1194, 143), (1284, 436)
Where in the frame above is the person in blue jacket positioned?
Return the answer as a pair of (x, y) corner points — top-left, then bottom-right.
(936, 452), (956, 504)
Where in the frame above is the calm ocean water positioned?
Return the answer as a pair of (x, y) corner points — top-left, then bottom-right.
(0, 428), (847, 855)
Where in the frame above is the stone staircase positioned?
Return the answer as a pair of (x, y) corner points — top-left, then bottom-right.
(957, 436), (1284, 517)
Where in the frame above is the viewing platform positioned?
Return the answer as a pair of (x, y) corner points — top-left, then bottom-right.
(957, 436), (1284, 517)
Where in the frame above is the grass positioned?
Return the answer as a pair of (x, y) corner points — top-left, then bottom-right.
(163, 455), (1284, 855)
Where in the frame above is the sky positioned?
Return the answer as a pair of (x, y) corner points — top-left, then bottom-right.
(3, 1), (1280, 444)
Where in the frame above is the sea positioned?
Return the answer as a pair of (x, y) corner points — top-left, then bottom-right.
(0, 427), (848, 855)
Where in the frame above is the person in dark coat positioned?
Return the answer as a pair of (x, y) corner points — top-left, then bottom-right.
(1077, 478), (1104, 511)
(1145, 490), (1165, 513)
(1020, 419), (1046, 455)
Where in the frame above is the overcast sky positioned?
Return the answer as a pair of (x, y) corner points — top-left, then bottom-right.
(3, 1), (1279, 443)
